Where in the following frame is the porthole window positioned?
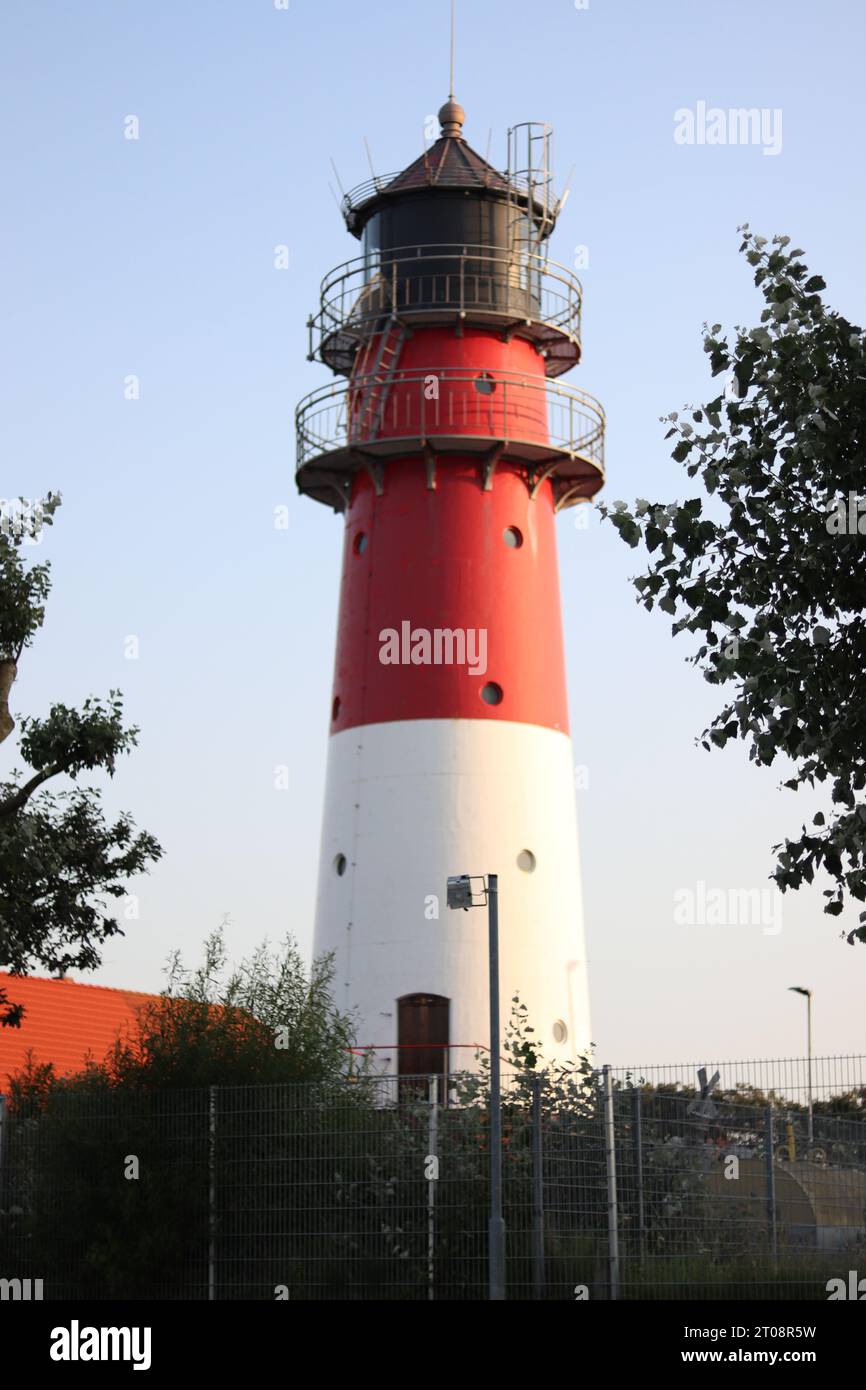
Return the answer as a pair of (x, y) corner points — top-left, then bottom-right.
(517, 849), (536, 873)
(332, 696), (341, 720)
(354, 532), (367, 556)
(503, 526), (523, 549)
(334, 853), (347, 876)
(553, 1019), (568, 1044)
(474, 372), (496, 395)
(481, 682), (503, 706)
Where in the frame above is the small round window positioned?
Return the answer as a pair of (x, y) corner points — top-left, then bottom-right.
(517, 849), (536, 873)
(334, 853), (347, 877)
(332, 696), (341, 720)
(503, 526), (523, 549)
(553, 1019), (568, 1044)
(353, 532), (367, 556)
(474, 372), (496, 395)
(481, 682), (503, 706)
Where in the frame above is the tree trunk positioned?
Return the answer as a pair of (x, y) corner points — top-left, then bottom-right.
(0, 657), (17, 743)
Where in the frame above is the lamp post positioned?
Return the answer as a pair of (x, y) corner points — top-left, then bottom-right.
(447, 873), (505, 1301)
(788, 986), (813, 1146)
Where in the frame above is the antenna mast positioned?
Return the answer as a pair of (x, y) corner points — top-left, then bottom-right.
(449, 0), (456, 99)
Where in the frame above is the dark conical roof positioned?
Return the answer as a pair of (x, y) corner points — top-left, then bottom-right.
(382, 108), (512, 197)
(382, 136), (511, 195)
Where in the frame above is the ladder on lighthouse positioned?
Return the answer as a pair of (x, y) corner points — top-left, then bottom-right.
(352, 318), (406, 443)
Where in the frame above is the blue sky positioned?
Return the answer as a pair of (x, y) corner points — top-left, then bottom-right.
(2, 0), (864, 1068)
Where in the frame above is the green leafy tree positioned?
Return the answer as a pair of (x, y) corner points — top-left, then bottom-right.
(102, 921), (358, 1087)
(604, 228), (866, 940)
(0, 494), (161, 1025)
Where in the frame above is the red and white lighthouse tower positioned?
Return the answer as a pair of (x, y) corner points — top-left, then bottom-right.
(296, 97), (604, 1075)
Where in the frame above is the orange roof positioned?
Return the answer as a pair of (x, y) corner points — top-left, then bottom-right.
(0, 973), (160, 1090)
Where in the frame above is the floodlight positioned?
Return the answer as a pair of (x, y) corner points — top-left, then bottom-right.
(446, 875), (473, 911)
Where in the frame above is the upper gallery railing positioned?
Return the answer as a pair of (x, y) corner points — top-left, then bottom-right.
(308, 244), (582, 376)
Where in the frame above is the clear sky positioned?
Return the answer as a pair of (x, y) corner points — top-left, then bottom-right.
(2, 0), (864, 1070)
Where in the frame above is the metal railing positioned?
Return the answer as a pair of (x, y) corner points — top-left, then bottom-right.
(340, 168), (557, 229)
(295, 369), (605, 476)
(308, 244), (582, 375)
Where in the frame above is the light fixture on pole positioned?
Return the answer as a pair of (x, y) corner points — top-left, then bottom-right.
(788, 986), (813, 1146)
(447, 872), (505, 1301)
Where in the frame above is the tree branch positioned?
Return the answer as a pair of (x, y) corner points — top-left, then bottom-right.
(0, 761), (65, 819)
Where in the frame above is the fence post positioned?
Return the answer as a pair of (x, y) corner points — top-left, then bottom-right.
(208, 1086), (217, 1302)
(427, 1075), (438, 1302)
(633, 1087), (645, 1263)
(765, 1104), (777, 1262)
(530, 1074), (545, 1301)
(603, 1065), (620, 1301)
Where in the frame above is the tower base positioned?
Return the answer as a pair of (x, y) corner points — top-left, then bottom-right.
(313, 717), (592, 1074)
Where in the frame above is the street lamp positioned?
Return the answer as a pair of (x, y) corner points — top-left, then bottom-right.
(446, 872), (505, 1301)
(788, 986), (813, 1146)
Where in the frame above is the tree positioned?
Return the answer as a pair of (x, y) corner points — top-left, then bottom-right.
(2, 929), (364, 1299)
(0, 494), (161, 1024)
(101, 921), (358, 1087)
(603, 228), (866, 941)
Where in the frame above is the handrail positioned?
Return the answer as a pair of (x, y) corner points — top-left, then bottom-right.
(340, 169), (556, 226)
(295, 368), (605, 474)
(309, 243), (582, 375)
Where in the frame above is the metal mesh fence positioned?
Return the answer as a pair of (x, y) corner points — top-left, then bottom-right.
(608, 1054), (865, 1105)
(0, 1055), (863, 1301)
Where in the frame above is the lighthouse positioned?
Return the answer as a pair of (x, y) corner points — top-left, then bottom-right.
(296, 97), (605, 1076)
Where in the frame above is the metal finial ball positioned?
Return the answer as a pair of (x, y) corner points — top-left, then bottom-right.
(438, 98), (465, 137)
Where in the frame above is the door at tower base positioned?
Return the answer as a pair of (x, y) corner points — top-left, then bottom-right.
(398, 993), (449, 1102)
(313, 717), (592, 1072)
(398, 993), (449, 1078)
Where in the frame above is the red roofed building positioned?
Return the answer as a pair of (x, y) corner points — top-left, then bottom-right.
(0, 974), (160, 1090)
